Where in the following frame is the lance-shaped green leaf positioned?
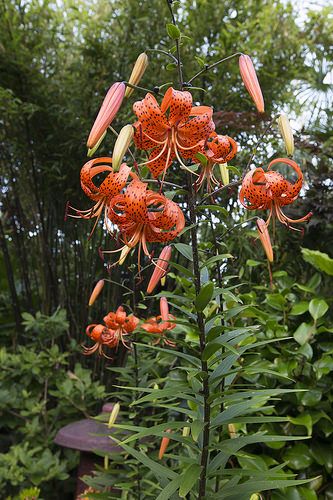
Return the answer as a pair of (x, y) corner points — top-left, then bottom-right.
(110, 437), (178, 481)
(209, 434), (307, 473)
(174, 242), (193, 261)
(195, 281), (214, 311)
(179, 464), (201, 497)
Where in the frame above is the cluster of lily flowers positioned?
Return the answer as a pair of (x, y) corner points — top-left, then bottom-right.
(83, 297), (175, 358)
(70, 51), (311, 356)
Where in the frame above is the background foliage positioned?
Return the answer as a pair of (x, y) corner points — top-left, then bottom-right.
(0, 0), (332, 498)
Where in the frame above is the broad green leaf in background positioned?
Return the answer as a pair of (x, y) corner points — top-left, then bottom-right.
(301, 248), (333, 275)
(309, 298), (329, 321)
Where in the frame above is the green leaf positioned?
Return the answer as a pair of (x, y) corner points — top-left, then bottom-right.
(289, 414), (312, 436)
(290, 302), (309, 315)
(195, 282), (214, 311)
(309, 298), (329, 321)
(293, 323), (315, 346)
(179, 464), (201, 497)
(165, 62), (177, 71)
(283, 443), (313, 470)
(246, 259), (261, 267)
(301, 248), (333, 276)
(311, 442), (333, 472)
(166, 23), (181, 39)
(156, 475), (183, 500)
(191, 419), (204, 441)
(200, 254), (233, 269)
(169, 260), (194, 278)
(174, 243), (193, 261)
(195, 151), (208, 166)
(110, 437), (178, 480)
(197, 205), (229, 217)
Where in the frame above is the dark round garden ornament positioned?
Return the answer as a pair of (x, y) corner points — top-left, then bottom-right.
(54, 403), (120, 497)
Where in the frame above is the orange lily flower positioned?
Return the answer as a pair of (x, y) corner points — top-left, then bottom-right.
(107, 179), (184, 266)
(83, 306), (139, 357)
(103, 305), (139, 349)
(87, 82), (126, 149)
(141, 297), (176, 347)
(83, 324), (118, 358)
(147, 245), (172, 294)
(133, 87), (215, 178)
(239, 158), (312, 230)
(67, 157), (132, 237)
(239, 55), (265, 113)
(195, 133), (238, 192)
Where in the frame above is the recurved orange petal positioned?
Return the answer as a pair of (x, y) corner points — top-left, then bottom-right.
(133, 93), (169, 140)
(160, 87), (192, 126)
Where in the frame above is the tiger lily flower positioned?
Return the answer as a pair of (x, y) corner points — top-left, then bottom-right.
(141, 297), (176, 347)
(107, 179), (184, 268)
(133, 87), (215, 178)
(125, 52), (149, 98)
(67, 157), (132, 237)
(147, 245), (172, 294)
(87, 82), (126, 149)
(83, 306), (139, 357)
(103, 306), (139, 349)
(256, 218), (274, 262)
(195, 133), (238, 192)
(239, 158), (312, 230)
(83, 324), (118, 358)
(239, 54), (265, 113)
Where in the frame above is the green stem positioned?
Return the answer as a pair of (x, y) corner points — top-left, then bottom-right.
(187, 174), (210, 499)
(188, 52), (243, 85)
(165, 0), (184, 89)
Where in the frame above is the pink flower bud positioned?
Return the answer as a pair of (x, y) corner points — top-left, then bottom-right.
(239, 55), (265, 113)
(147, 246), (172, 294)
(87, 82), (126, 149)
(88, 279), (105, 306)
(256, 218), (273, 262)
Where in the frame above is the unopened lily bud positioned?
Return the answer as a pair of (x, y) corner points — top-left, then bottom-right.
(239, 54), (265, 113)
(88, 279), (104, 306)
(256, 218), (273, 263)
(277, 113), (294, 156)
(160, 297), (169, 322)
(182, 426), (190, 437)
(147, 246), (172, 294)
(228, 423), (237, 438)
(158, 429), (171, 459)
(119, 245), (131, 265)
(108, 402), (120, 429)
(125, 53), (149, 98)
(112, 124), (134, 171)
(160, 276), (166, 286)
(87, 82), (126, 149)
(87, 130), (107, 157)
(219, 162), (229, 185)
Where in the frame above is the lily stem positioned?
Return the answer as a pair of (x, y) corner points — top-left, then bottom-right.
(165, 0), (184, 89)
(188, 52), (243, 85)
(187, 173), (210, 499)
